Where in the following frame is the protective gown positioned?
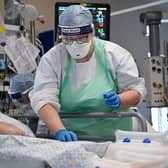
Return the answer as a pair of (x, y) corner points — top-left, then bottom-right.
(30, 37), (146, 136)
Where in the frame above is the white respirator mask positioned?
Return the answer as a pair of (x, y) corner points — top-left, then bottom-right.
(65, 40), (91, 60)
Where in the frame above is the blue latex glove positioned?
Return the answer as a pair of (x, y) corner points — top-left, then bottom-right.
(54, 129), (78, 142)
(103, 92), (121, 109)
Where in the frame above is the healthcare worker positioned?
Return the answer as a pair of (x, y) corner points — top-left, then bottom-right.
(0, 72), (35, 137)
(8, 72), (48, 136)
(8, 72), (34, 113)
(7, 72), (36, 136)
(30, 5), (146, 142)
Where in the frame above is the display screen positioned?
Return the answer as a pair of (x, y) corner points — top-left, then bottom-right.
(55, 2), (110, 41)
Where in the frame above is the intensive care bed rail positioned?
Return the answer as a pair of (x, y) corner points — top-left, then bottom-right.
(11, 111), (148, 141)
(59, 111), (148, 141)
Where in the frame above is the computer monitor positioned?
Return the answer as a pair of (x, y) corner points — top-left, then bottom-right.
(55, 2), (110, 41)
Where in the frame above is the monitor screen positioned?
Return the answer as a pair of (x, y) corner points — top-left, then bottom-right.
(55, 2), (110, 41)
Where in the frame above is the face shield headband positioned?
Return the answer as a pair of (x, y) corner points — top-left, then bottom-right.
(58, 24), (93, 36)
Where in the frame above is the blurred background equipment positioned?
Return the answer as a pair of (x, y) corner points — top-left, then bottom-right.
(55, 2), (110, 41)
(0, 0), (45, 135)
(140, 10), (168, 132)
(38, 29), (54, 54)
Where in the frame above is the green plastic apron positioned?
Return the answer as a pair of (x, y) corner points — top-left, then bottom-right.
(59, 38), (132, 136)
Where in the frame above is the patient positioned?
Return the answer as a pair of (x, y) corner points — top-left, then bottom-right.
(7, 72), (48, 137)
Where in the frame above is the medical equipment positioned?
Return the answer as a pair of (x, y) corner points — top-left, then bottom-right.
(13, 0), (44, 44)
(0, 22), (6, 78)
(0, 16), (6, 46)
(0, 1), (44, 122)
(0, 1), (44, 75)
(59, 111), (148, 141)
(140, 11), (168, 107)
(12, 110), (147, 141)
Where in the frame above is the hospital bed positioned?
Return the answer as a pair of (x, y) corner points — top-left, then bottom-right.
(10, 109), (148, 141)
(1, 110), (167, 168)
(0, 159), (51, 168)
(59, 110), (148, 141)
(0, 129), (167, 168)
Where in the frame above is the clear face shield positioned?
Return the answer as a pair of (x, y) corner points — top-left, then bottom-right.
(61, 34), (89, 45)
(9, 86), (32, 102)
(59, 25), (93, 59)
(9, 86), (33, 112)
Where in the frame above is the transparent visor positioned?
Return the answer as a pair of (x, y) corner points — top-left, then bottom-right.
(58, 24), (93, 44)
(61, 34), (90, 45)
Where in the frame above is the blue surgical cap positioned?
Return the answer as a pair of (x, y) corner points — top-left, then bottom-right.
(9, 72), (34, 94)
(59, 5), (93, 36)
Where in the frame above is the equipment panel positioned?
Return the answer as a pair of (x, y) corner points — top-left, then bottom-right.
(144, 56), (166, 107)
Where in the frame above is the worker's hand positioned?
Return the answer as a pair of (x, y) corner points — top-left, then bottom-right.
(103, 92), (121, 109)
(54, 129), (78, 142)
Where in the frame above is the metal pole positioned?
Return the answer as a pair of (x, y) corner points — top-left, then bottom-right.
(149, 24), (160, 56)
(30, 21), (36, 45)
(140, 11), (162, 56)
(60, 112), (148, 132)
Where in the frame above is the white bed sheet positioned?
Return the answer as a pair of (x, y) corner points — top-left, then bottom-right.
(0, 130), (167, 168)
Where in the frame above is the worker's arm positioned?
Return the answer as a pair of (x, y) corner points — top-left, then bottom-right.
(38, 104), (65, 134)
(119, 89), (140, 108)
(30, 47), (78, 141)
(38, 104), (78, 141)
(0, 122), (26, 136)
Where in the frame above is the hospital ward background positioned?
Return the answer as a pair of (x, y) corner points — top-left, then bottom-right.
(0, 0), (168, 168)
